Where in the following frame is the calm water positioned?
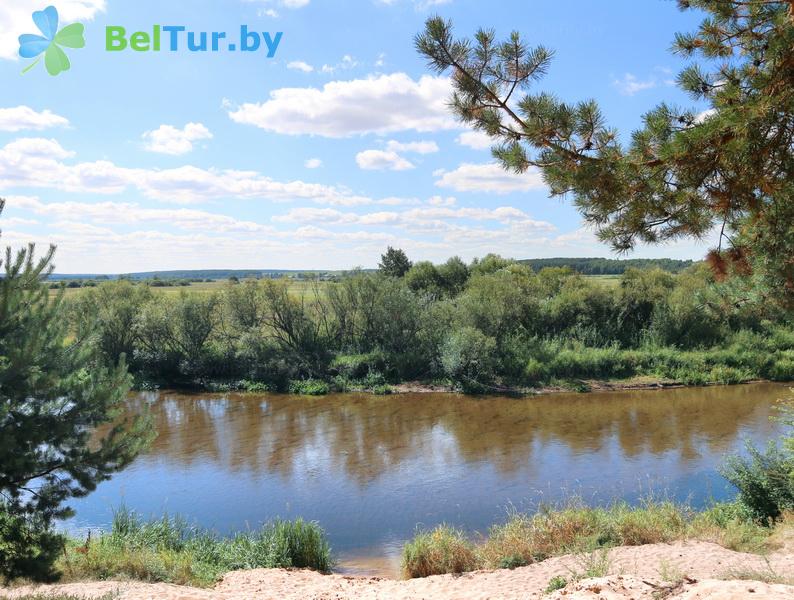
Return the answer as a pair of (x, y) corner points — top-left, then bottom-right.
(69, 383), (787, 571)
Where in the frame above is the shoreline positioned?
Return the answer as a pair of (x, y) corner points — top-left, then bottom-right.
(142, 377), (787, 397)
(4, 539), (793, 599)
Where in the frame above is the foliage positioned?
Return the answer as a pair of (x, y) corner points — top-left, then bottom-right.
(416, 3), (794, 304)
(0, 507), (62, 584)
(62, 508), (331, 587)
(0, 200), (152, 582)
(378, 246), (412, 278)
(63, 253), (794, 394)
(288, 379), (330, 396)
(722, 441), (794, 523)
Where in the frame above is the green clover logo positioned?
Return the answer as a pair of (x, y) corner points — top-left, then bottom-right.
(19, 6), (85, 76)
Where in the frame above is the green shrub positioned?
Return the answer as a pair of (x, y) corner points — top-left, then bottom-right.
(769, 356), (794, 381)
(708, 365), (752, 385)
(440, 327), (497, 391)
(330, 352), (386, 379)
(402, 525), (479, 578)
(0, 507), (63, 583)
(722, 442), (794, 523)
(288, 379), (330, 396)
(63, 509), (331, 587)
(545, 575), (568, 592)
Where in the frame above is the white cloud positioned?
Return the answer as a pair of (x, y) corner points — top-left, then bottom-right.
(287, 60), (314, 73)
(0, 106), (70, 132)
(356, 149), (414, 171)
(227, 73), (455, 137)
(0, 0), (106, 60)
(6, 196), (274, 234)
(273, 204), (555, 232)
(434, 163), (546, 194)
(385, 139), (439, 154)
(142, 123), (213, 155)
(0, 137), (374, 205)
(456, 130), (493, 150)
(428, 195), (455, 207)
(613, 73), (656, 96)
(320, 54), (358, 74)
(304, 158), (323, 169)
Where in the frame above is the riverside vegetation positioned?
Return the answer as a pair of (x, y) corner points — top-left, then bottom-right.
(64, 251), (794, 395)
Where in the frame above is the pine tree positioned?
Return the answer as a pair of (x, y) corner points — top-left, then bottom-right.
(416, 0), (794, 304)
(0, 199), (151, 581)
(378, 247), (413, 278)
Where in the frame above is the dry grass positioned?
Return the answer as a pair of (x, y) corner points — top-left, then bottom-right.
(401, 525), (478, 578)
(401, 501), (780, 579)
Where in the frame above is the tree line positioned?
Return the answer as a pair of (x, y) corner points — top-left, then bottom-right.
(66, 249), (794, 394)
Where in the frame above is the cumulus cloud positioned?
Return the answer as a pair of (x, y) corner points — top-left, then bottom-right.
(142, 123), (213, 155)
(6, 196), (274, 234)
(273, 204), (556, 232)
(0, 0), (106, 60)
(0, 106), (70, 132)
(456, 130), (493, 150)
(434, 163), (546, 194)
(385, 139), (439, 154)
(356, 149), (414, 171)
(304, 158), (323, 169)
(0, 137), (373, 205)
(227, 73), (455, 137)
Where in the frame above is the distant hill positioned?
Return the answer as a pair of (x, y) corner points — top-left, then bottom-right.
(518, 257), (697, 275)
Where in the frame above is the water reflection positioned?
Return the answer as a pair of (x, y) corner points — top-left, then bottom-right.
(71, 383), (786, 559)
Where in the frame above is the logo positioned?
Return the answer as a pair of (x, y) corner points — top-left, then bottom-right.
(19, 5), (85, 76)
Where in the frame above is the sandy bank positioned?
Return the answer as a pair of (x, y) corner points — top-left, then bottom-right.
(3, 539), (793, 599)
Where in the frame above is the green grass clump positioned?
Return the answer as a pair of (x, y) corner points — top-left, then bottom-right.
(401, 500), (777, 579)
(480, 501), (687, 567)
(60, 508), (331, 587)
(288, 379), (330, 396)
(545, 575), (568, 592)
(401, 525), (478, 578)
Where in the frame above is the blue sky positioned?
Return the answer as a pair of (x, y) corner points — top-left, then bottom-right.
(0, 0), (714, 273)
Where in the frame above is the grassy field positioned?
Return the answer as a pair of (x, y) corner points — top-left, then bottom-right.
(51, 275), (624, 299)
(585, 274), (622, 288)
(50, 278), (323, 299)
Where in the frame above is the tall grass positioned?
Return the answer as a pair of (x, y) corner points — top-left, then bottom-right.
(402, 525), (478, 578)
(60, 508), (331, 587)
(401, 500), (777, 578)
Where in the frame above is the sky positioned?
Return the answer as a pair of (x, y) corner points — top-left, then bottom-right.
(0, 0), (716, 273)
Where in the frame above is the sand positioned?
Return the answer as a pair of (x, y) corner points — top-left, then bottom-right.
(3, 540), (793, 599)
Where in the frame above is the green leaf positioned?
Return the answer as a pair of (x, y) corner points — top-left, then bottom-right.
(44, 44), (70, 76)
(54, 23), (85, 49)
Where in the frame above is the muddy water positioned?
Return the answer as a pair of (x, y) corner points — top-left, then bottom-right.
(69, 383), (788, 573)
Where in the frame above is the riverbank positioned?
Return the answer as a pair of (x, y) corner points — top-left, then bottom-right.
(4, 538), (793, 599)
